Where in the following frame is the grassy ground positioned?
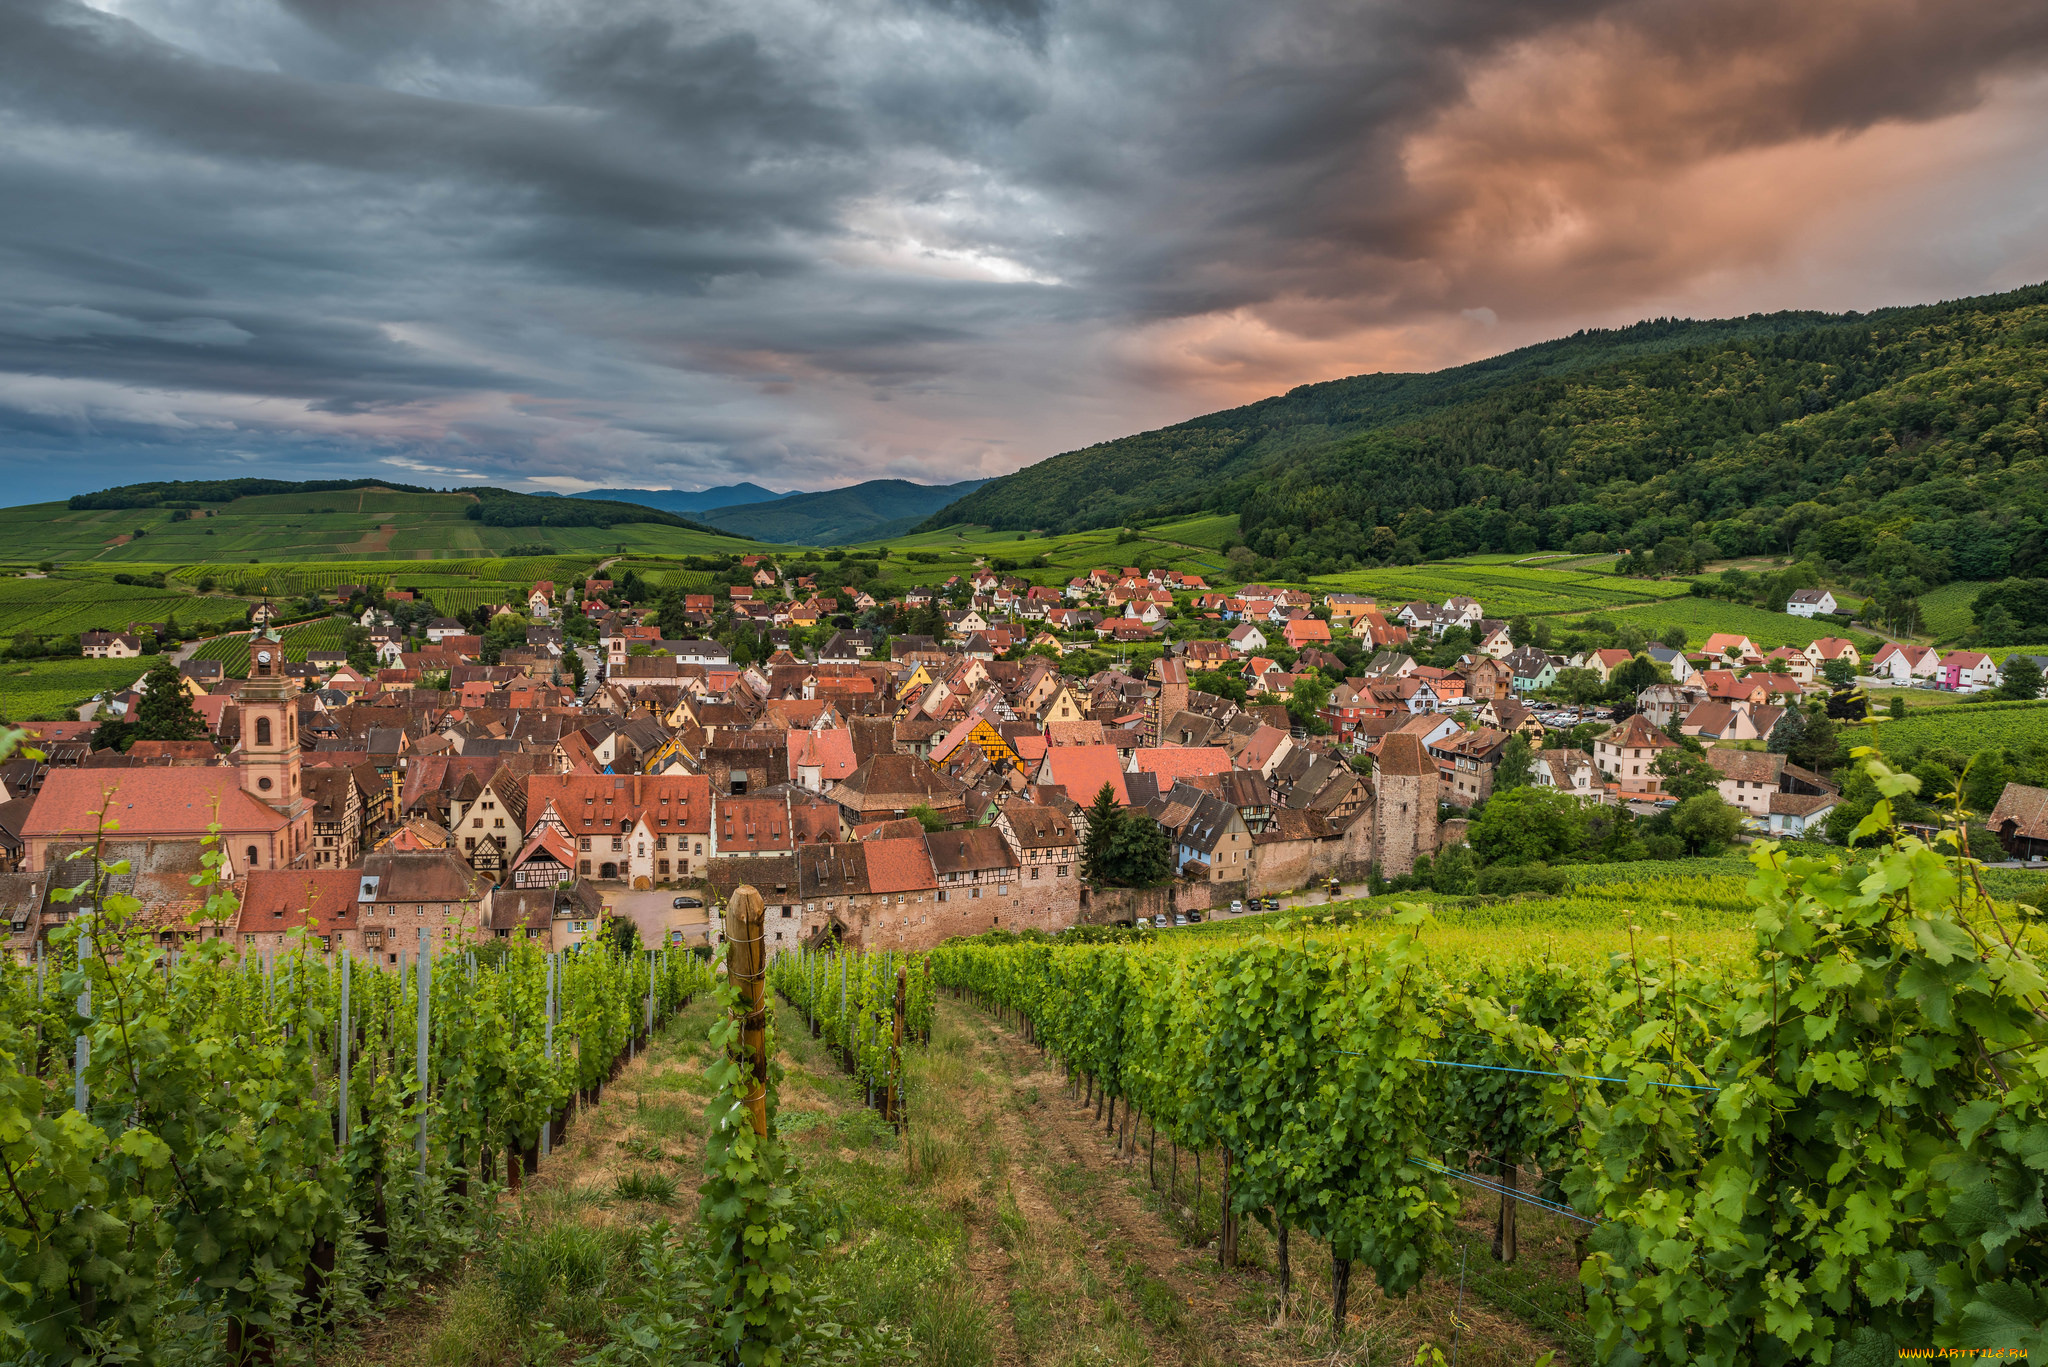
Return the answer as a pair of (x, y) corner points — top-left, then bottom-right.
(340, 992), (1573, 1367)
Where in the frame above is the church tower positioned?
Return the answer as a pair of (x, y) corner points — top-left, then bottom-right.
(239, 631), (303, 810)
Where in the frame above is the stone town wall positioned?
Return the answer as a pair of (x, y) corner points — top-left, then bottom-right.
(838, 876), (1081, 952)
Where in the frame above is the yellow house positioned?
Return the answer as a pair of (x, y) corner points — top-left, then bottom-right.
(933, 716), (1019, 769)
(642, 733), (695, 773)
(893, 663), (935, 718)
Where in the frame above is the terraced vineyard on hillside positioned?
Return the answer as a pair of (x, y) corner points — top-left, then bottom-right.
(189, 618), (359, 677)
(0, 573), (249, 639)
(0, 489), (756, 564)
(0, 656), (154, 719)
(1309, 561), (1694, 616)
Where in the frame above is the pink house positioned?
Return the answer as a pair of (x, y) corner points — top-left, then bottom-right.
(1938, 651), (2002, 694)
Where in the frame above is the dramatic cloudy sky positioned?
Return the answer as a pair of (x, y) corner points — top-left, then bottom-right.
(3, 0), (2048, 504)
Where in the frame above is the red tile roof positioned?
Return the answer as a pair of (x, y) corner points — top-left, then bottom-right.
(716, 795), (792, 851)
(1039, 746), (1129, 805)
(1129, 747), (1233, 781)
(526, 773), (712, 836)
(235, 868), (363, 935)
(788, 728), (857, 782)
(1603, 714), (1680, 751)
(862, 835), (938, 893)
(23, 768), (289, 841)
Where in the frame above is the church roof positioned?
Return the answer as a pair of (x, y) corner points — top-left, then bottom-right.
(23, 768), (291, 841)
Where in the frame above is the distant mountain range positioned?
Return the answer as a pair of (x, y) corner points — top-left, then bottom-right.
(696, 479), (989, 544)
(568, 477), (987, 544)
(566, 483), (790, 514)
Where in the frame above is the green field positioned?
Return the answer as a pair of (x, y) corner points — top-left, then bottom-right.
(0, 572), (250, 640)
(604, 559), (723, 593)
(0, 490), (756, 565)
(1308, 561), (1693, 617)
(1862, 699), (2048, 755)
(0, 656), (153, 720)
(191, 618), (359, 678)
(164, 553), (607, 600)
(1597, 595), (1870, 650)
(1140, 512), (1242, 550)
(1916, 579), (1994, 642)
(850, 524), (1234, 590)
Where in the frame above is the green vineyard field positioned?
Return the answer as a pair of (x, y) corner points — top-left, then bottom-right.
(190, 618), (359, 677)
(930, 812), (2048, 1365)
(0, 574), (248, 640)
(1595, 595), (1874, 650)
(0, 656), (153, 720)
(1860, 698), (2048, 755)
(1309, 562), (1693, 616)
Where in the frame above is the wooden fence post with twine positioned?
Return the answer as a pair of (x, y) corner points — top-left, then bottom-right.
(727, 885), (769, 1140)
(891, 966), (907, 1128)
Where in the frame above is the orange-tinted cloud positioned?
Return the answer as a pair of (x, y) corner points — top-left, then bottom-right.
(2, 0), (2047, 497)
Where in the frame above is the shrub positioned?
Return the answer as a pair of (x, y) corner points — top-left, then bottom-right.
(1473, 862), (1567, 896)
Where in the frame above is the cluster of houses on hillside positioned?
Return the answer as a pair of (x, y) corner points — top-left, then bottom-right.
(6, 593), (1450, 960)
(17, 572), (2038, 966)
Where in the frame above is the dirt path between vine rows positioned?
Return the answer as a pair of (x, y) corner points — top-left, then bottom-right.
(945, 997), (1580, 1367)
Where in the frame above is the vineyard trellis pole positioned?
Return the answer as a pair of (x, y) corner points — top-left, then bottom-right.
(72, 923), (90, 1114)
(728, 886), (769, 1139)
(541, 954), (555, 1160)
(415, 926), (431, 1177)
(338, 949), (351, 1148)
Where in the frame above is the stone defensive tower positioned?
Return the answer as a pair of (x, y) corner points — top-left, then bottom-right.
(1370, 732), (1438, 877)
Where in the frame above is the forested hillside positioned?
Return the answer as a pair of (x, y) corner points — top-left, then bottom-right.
(928, 285), (2048, 593)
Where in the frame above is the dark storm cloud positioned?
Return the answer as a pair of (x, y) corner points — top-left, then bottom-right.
(0, 0), (2044, 505)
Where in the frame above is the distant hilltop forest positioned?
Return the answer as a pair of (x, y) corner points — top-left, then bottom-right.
(930, 282), (2048, 592)
(65, 478), (738, 537)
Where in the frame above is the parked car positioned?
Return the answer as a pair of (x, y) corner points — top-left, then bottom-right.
(1229, 899), (1244, 914)
(1154, 913), (1170, 929)
(672, 895), (702, 909)
(1185, 910), (1202, 924)
(1263, 898), (1281, 911)
(1327, 879), (1342, 896)
(1174, 914), (1188, 926)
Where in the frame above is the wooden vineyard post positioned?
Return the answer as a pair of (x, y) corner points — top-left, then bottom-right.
(73, 925), (90, 1115)
(1494, 1155), (1519, 1263)
(1219, 1149), (1236, 1269)
(416, 927), (432, 1178)
(727, 886), (769, 1140)
(891, 966), (907, 1134)
(337, 950), (351, 1149)
(540, 955), (554, 1161)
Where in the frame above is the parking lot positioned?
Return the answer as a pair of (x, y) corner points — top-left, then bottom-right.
(600, 888), (713, 948)
(1147, 877), (1377, 930)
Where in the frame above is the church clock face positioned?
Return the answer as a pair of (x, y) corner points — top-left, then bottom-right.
(256, 650), (271, 664)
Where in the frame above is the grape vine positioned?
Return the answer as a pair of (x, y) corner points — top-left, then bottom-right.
(929, 752), (2048, 1354)
(0, 775), (713, 1363)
